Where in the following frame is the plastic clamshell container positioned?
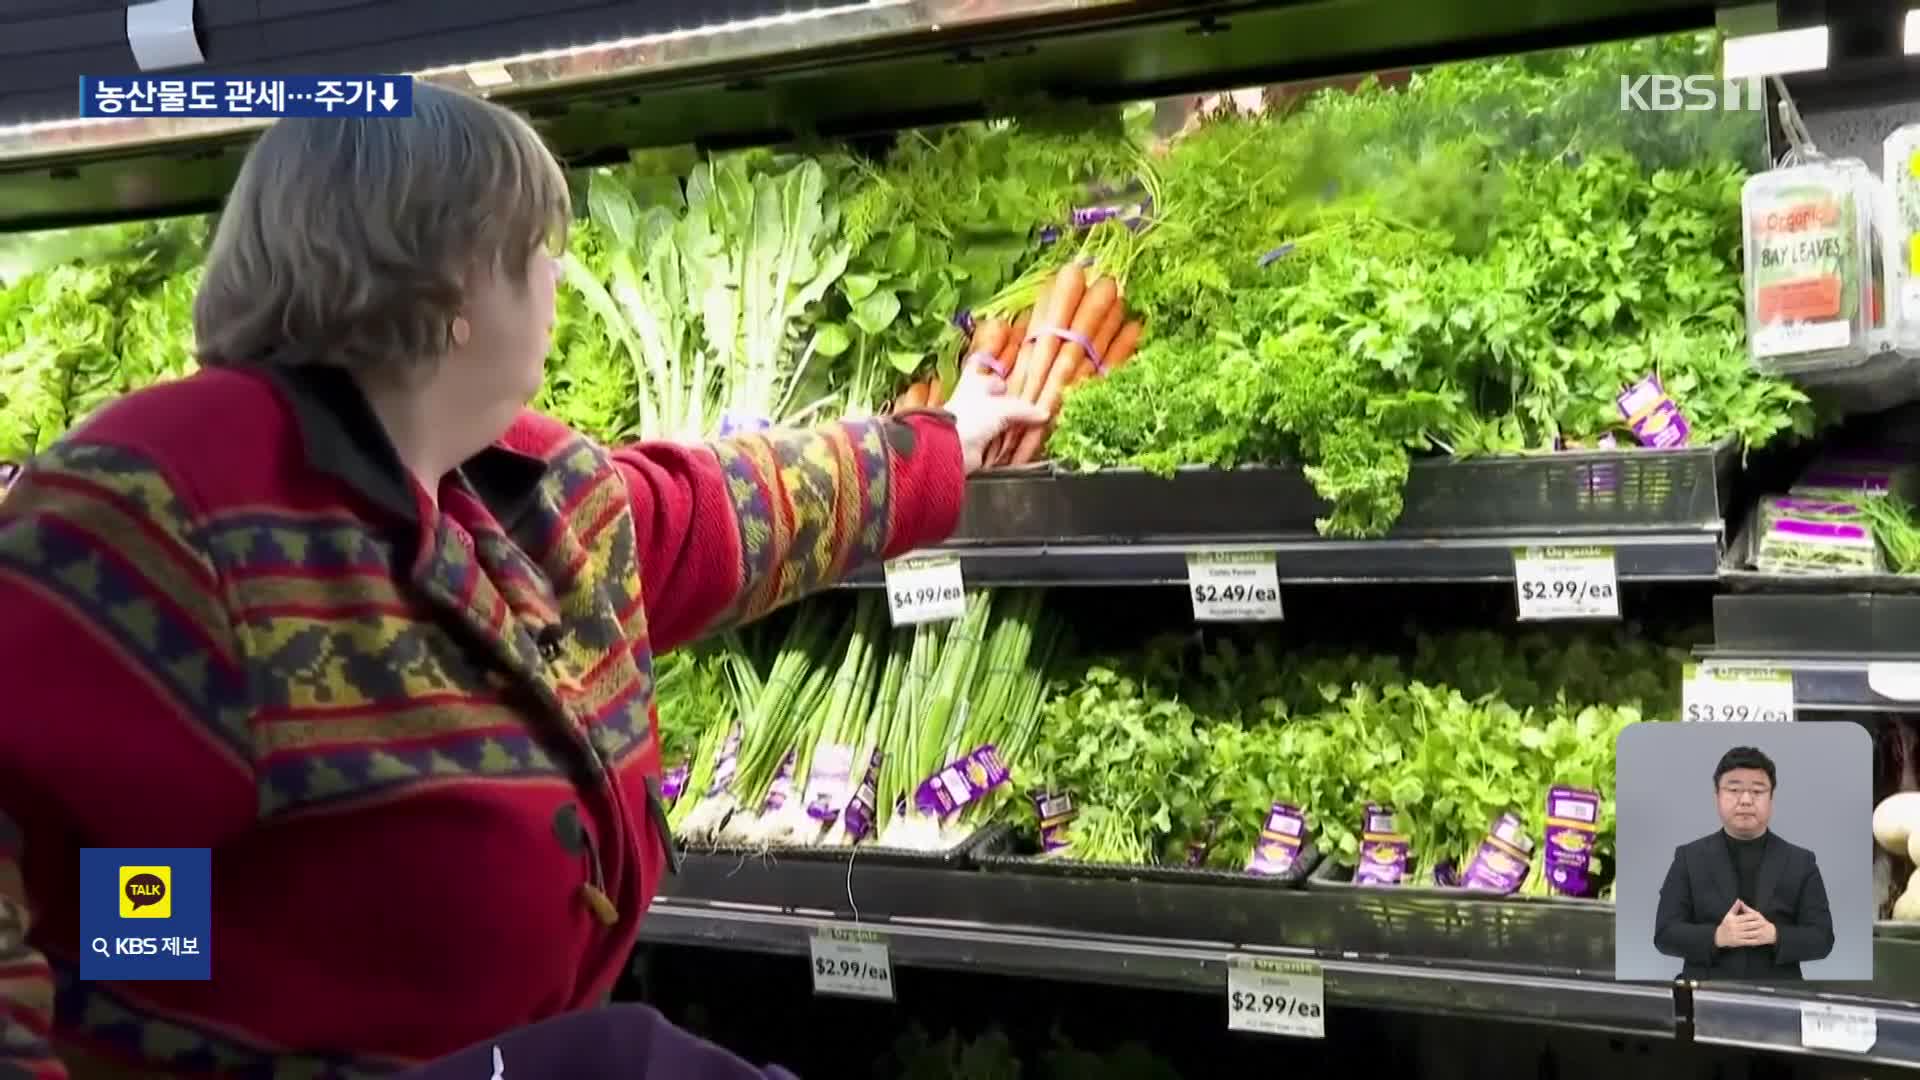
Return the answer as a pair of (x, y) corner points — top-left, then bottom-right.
(1887, 124), (1920, 353)
(1743, 158), (1881, 374)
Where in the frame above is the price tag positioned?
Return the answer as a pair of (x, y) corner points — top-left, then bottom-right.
(1513, 546), (1619, 621)
(1682, 664), (1794, 723)
(809, 928), (894, 1001)
(1800, 1002), (1877, 1055)
(1226, 957), (1325, 1039)
(883, 554), (965, 626)
(1186, 550), (1283, 622)
(1867, 662), (1920, 702)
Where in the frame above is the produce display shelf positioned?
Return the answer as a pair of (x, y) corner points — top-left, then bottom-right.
(643, 860), (1920, 1063)
(1708, 590), (1920, 711)
(849, 530), (1724, 588)
(1691, 652), (1920, 714)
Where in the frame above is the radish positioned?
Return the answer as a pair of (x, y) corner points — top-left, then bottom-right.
(1873, 791), (1920, 855)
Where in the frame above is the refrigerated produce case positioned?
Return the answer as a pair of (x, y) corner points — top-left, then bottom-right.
(13, 1), (1920, 1076)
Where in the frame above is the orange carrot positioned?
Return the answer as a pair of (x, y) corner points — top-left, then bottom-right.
(1008, 276), (1119, 465)
(1006, 275), (1057, 401)
(999, 316), (1028, 371)
(899, 381), (930, 410)
(1075, 299), (1129, 382)
(927, 377), (947, 408)
(1103, 320), (1144, 372)
(1019, 263), (1086, 406)
(970, 319), (1010, 374)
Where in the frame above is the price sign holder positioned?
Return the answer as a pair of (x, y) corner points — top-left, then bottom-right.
(1681, 663), (1795, 723)
(1800, 1002), (1877, 1055)
(809, 928), (895, 1002)
(1186, 550), (1284, 623)
(1512, 545), (1619, 621)
(883, 554), (966, 627)
(1226, 957), (1325, 1039)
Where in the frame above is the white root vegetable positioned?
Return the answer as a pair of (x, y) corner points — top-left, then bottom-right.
(1908, 826), (1920, 869)
(1896, 875), (1920, 921)
(1874, 791), (1920, 855)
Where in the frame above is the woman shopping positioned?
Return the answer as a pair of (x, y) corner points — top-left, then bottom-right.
(0, 82), (1042, 1078)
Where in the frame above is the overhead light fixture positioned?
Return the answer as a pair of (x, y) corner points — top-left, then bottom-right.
(1722, 25), (1830, 79)
(1906, 9), (1920, 54)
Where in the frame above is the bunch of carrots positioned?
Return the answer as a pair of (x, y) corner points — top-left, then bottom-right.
(892, 261), (1143, 468)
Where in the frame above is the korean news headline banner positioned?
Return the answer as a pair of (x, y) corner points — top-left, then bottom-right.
(78, 76), (414, 119)
(79, 847), (211, 981)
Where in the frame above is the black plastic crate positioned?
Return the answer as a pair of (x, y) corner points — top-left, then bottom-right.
(1304, 858), (1612, 911)
(972, 830), (1320, 889)
(671, 822), (1007, 872)
(960, 441), (1737, 544)
(1719, 508), (1920, 596)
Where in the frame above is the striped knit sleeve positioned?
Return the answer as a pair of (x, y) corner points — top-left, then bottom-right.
(613, 412), (966, 653)
(0, 442), (257, 1080)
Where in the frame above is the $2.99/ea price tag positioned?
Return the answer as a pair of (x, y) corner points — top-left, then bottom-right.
(882, 554), (965, 626)
(1226, 957), (1325, 1039)
(1682, 663), (1794, 723)
(1512, 546), (1619, 621)
(808, 928), (894, 1001)
(1186, 551), (1283, 622)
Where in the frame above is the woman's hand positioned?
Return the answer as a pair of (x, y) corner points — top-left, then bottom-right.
(940, 368), (1050, 474)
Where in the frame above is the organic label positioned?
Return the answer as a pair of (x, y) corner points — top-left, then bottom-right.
(810, 928), (895, 1001)
(1800, 1002), (1876, 1055)
(1513, 546), (1619, 620)
(1682, 664), (1794, 723)
(1227, 957), (1325, 1039)
(883, 554), (965, 626)
(1187, 550), (1283, 622)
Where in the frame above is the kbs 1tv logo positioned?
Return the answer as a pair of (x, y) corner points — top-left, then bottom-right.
(1618, 75), (1765, 113)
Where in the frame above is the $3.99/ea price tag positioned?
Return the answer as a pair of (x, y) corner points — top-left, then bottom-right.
(1186, 550), (1283, 622)
(882, 554), (965, 626)
(1681, 663), (1794, 723)
(1512, 546), (1619, 621)
(808, 928), (894, 1001)
(1226, 957), (1325, 1039)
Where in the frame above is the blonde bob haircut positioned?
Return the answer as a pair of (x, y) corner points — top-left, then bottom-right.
(194, 81), (569, 381)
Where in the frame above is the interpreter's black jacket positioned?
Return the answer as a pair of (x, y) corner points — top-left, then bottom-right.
(1653, 830), (1834, 981)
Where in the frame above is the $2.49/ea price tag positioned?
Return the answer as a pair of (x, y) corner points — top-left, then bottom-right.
(1800, 1002), (1877, 1055)
(1186, 550), (1283, 622)
(809, 928), (895, 1001)
(1681, 663), (1794, 723)
(882, 554), (965, 626)
(1226, 957), (1325, 1039)
(1512, 546), (1619, 621)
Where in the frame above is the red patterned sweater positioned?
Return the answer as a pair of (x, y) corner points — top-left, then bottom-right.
(0, 363), (964, 1079)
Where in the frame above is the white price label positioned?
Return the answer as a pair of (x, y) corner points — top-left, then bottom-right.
(1800, 1002), (1877, 1055)
(809, 929), (895, 1001)
(1513, 546), (1619, 620)
(1682, 664), (1794, 723)
(1752, 319), (1852, 359)
(1226, 958), (1325, 1039)
(1867, 662), (1920, 702)
(1186, 550), (1283, 622)
(883, 554), (965, 626)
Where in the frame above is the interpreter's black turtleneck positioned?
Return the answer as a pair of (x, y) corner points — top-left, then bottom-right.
(1724, 829), (1768, 905)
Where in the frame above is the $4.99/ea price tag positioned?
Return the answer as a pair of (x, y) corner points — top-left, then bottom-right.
(1226, 957), (1325, 1039)
(882, 554), (965, 626)
(808, 928), (894, 1001)
(1682, 663), (1794, 723)
(1512, 546), (1619, 621)
(1186, 551), (1283, 622)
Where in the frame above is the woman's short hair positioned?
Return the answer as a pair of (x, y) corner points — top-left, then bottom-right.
(194, 81), (568, 381)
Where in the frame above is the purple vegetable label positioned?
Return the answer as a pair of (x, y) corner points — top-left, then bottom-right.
(1245, 802), (1307, 877)
(802, 743), (857, 823)
(1432, 860), (1460, 888)
(661, 761), (690, 804)
(761, 750), (797, 813)
(1031, 790), (1078, 855)
(1616, 374), (1692, 450)
(706, 727), (743, 797)
(1355, 804), (1410, 886)
(913, 745), (1010, 819)
(717, 412), (773, 437)
(1543, 786), (1601, 898)
(1461, 812), (1536, 895)
(841, 750), (885, 841)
